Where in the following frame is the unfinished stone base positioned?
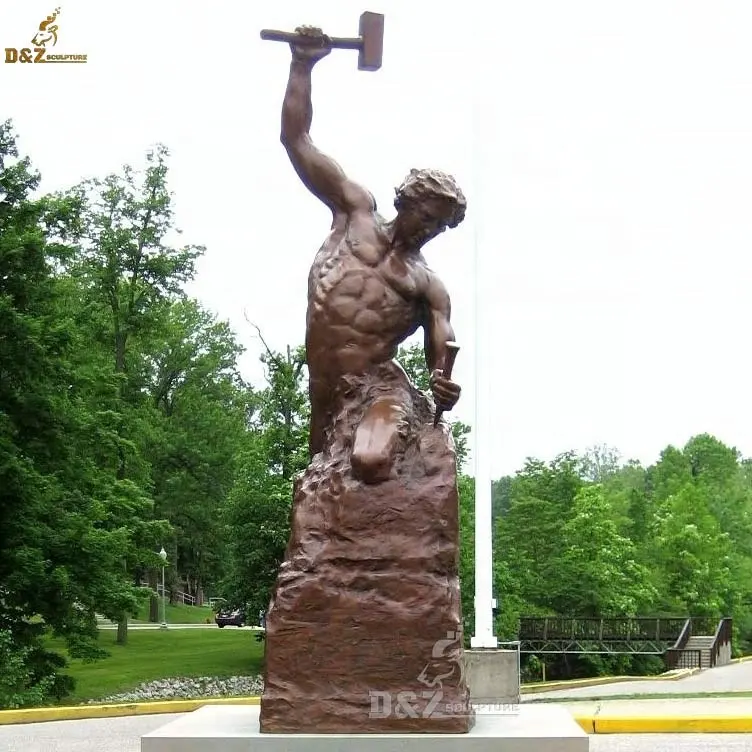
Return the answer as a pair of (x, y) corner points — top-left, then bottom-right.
(141, 704), (589, 752)
(260, 363), (471, 733)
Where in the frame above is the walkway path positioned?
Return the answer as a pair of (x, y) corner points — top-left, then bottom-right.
(525, 661), (752, 700)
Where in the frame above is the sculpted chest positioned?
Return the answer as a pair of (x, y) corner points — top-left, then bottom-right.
(309, 233), (423, 305)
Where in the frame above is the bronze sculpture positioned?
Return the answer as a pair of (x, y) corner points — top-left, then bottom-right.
(259, 19), (473, 734)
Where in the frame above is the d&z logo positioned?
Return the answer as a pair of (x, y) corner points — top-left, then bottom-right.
(5, 7), (88, 64)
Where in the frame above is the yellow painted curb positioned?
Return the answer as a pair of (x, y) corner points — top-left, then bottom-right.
(4, 695), (751, 734)
(731, 655), (752, 664)
(573, 715), (752, 734)
(0, 696), (260, 726)
(572, 715), (597, 733)
(523, 677), (634, 694)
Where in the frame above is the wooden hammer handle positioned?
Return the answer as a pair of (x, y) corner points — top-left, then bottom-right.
(260, 30), (361, 50)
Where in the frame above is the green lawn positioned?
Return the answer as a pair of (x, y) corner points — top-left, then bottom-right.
(47, 629), (264, 704)
(131, 601), (216, 624)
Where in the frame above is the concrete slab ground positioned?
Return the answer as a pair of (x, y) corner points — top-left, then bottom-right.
(142, 704), (588, 752)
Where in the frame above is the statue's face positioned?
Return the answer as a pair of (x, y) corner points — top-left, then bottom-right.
(395, 196), (453, 248)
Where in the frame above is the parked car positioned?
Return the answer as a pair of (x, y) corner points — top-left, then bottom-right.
(215, 608), (245, 628)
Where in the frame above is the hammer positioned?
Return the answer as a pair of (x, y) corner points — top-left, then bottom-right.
(260, 11), (384, 71)
(433, 342), (460, 427)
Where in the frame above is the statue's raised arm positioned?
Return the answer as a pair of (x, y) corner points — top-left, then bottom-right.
(281, 27), (374, 217)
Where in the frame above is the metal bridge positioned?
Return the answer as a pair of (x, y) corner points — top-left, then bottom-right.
(517, 616), (733, 669)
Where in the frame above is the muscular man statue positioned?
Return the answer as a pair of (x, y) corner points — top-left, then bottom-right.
(281, 27), (467, 483)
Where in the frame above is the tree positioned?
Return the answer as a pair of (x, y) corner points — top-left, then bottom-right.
(641, 435), (749, 621)
(220, 337), (309, 617)
(493, 454), (585, 633)
(58, 144), (203, 643)
(647, 484), (737, 616)
(646, 445), (692, 501)
(491, 476), (512, 522)
(141, 299), (251, 617)
(221, 440), (294, 618)
(250, 327), (309, 480)
(682, 434), (752, 549)
(0, 121), (159, 706)
(555, 485), (656, 616)
(580, 444), (622, 483)
(457, 475), (475, 642)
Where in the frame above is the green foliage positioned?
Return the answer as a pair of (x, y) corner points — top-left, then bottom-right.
(556, 485), (656, 616)
(494, 435), (752, 677)
(457, 475), (475, 642)
(648, 485), (735, 616)
(251, 334), (309, 481)
(495, 454), (584, 612)
(0, 120), (146, 705)
(220, 337), (309, 617)
(143, 298), (251, 604)
(0, 124), (252, 705)
(0, 630), (55, 709)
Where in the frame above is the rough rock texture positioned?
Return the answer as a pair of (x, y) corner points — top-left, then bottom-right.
(260, 363), (473, 733)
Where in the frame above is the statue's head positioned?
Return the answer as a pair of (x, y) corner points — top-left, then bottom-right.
(392, 168), (467, 249)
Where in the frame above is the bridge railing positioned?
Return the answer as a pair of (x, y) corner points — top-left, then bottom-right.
(709, 617), (733, 668)
(664, 647), (703, 670)
(664, 617), (692, 670)
(518, 617), (687, 643)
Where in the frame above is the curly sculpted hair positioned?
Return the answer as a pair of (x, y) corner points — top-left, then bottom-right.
(393, 168), (467, 228)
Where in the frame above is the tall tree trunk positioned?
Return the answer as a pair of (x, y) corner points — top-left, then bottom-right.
(116, 558), (129, 644)
(116, 614), (128, 644)
(113, 327), (130, 644)
(169, 541), (179, 604)
(148, 569), (159, 622)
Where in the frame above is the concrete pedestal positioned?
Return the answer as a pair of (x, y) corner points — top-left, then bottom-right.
(465, 648), (520, 705)
(141, 704), (588, 752)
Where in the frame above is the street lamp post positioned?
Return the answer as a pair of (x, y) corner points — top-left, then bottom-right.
(159, 546), (168, 630)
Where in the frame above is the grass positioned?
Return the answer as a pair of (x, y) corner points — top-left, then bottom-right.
(47, 628), (264, 704)
(131, 602), (215, 624)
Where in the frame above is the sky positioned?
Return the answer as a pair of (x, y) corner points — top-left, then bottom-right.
(3, 1), (752, 477)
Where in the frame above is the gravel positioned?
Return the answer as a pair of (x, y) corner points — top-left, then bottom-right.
(86, 675), (264, 704)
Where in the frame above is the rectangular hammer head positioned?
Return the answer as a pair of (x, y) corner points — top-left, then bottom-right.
(358, 11), (384, 71)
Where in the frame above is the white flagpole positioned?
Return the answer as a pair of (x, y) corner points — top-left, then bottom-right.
(469, 38), (498, 650)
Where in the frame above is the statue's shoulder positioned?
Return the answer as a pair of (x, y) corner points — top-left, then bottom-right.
(420, 263), (451, 307)
(411, 252), (437, 279)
